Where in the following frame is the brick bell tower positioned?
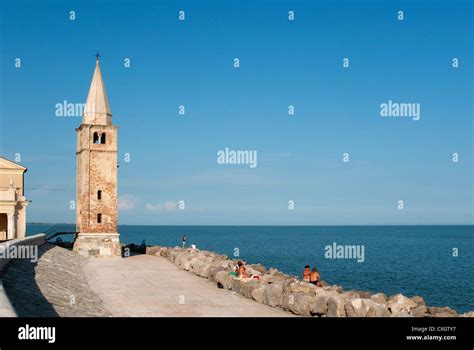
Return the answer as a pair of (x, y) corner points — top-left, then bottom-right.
(73, 56), (121, 257)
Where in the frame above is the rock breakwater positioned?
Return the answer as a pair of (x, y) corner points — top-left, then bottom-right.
(143, 245), (473, 317)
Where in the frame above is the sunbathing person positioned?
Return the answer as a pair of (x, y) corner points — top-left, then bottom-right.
(303, 265), (311, 282)
(310, 267), (322, 287)
(236, 261), (249, 278)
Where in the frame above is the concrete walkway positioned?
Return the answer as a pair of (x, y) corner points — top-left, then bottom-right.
(86, 254), (291, 317)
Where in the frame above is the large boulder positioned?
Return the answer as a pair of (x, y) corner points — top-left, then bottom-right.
(251, 286), (266, 303)
(249, 264), (267, 274)
(284, 280), (317, 295)
(159, 247), (170, 257)
(364, 299), (391, 317)
(177, 252), (196, 270)
(427, 307), (458, 317)
(387, 294), (418, 315)
(311, 290), (341, 316)
(215, 271), (234, 289)
(342, 291), (361, 299)
(210, 255), (228, 265)
(312, 297), (328, 316)
(370, 293), (388, 305)
(183, 258), (193, 271)
(174, 252), (185, 266)
(327, 296), (347, 317)
(261, 270), (291, 285)
(263, 283), (284, 307)
(191, 256), (215, 278)
(194, 261), (212, 278)
(411, 296), (428, 317)
(265, 276), (291, 285)
(344, 298), (390, 317)
(211, 257), (235, 272)
(209, 259), (234, 274)
(353, 291), (372, 299)
(240, 279), (264, 299)
(168, 248), (181, 263)
(146, 246), (163, 255)
(345, 298), (366, 317)
(282, 292), (317, 316)
(230, 278), (243, 294)
(411, 295), (425, 305)
(231, 278), (262, 298)
(323, 285), (343, 294)
(209, 266), (228, 281)
(186, 256), (199, 269)
(412, 305), (428, 317)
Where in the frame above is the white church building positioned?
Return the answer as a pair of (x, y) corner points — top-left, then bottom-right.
(0, 157), (29, 241)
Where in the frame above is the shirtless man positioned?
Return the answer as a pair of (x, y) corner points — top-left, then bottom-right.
(310, 267), (322, 287)
(303, 265), (311, 282)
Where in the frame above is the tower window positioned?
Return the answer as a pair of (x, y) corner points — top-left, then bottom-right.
(97, 213), (102, 224)
(100, 133), (106, 144)
(97, 190), (102, 200)
(93, 132), (100, 144)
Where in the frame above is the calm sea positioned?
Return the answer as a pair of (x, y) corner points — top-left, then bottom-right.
(27, 224), (473, 313)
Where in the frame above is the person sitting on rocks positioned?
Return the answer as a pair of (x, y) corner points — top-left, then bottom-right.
(236, 261), (249, 278)
(303, 265), (311, 282)
(234, 262), (239, 275)
(310, 267), (322, 287)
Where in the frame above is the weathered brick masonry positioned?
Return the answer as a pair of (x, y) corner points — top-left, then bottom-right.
(73, 58), (121, 258)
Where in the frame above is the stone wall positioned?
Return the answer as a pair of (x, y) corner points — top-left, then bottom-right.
(0, 234), (46, 317)
(145, 245), (474, 318)
(73, 233), (121, 258)
(0, 234), (45, 273)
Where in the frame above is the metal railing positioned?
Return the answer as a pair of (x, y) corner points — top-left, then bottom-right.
(45, 224), (78, 241)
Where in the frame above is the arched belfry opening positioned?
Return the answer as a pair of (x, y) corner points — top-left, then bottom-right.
(93, 132), (100, 144)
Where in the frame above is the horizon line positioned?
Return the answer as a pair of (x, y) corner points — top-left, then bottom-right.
(27, 223), (474, 227)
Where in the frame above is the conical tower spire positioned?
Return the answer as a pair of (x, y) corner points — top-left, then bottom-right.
(83, 56), (112, 125)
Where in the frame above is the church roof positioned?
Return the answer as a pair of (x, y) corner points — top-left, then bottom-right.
(0, 157), (27, 172)
(83, 58), (112, 124)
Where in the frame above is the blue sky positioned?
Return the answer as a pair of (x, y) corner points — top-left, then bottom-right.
(0, 0), (472, 225)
